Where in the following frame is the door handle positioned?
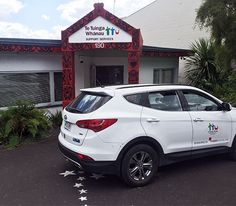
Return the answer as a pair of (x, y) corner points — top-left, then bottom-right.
(147, 118), (160, 123)
(193, 118), (204, 122)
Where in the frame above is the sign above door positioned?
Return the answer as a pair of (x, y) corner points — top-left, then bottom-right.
(68, 16), (132, 43)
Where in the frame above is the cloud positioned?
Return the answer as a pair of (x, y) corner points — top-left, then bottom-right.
(0, 21), (66, 39)
(0, 0), (24, 18)
(41, 14), (50, 21)
(57, 0), (155, 22)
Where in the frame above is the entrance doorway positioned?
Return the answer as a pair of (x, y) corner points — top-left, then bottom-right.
(95, 66), (124, 86)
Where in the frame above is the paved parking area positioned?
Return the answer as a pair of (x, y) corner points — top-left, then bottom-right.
(0, 134), (236, 206)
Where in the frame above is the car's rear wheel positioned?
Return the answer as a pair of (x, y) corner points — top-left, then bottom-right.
(121, 144), (158, 187)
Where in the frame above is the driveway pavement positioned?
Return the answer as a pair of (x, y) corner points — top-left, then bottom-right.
(0, 133), (236, 206)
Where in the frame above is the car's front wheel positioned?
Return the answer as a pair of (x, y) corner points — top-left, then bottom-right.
(121, 144), (158, 187)
(230, 139), (236, 161)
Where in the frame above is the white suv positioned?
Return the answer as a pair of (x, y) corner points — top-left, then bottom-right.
(58, 84), (236, 186)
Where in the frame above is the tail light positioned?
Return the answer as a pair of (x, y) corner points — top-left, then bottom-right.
(76, 119), (117, 132)
(77, 153), (94, 161)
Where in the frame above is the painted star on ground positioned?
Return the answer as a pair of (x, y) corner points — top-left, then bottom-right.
(59, 170), (76, 177)
(77, 177), (86, 181)
(79, 189), (87, 194)
(73, 183), (83, 188)
(90, 173), (105, 180)
(79, 196), (87, 202)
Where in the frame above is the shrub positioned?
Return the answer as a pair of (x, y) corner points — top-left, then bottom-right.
(0, 101), (51, 148)
(50, 110), (62, 128)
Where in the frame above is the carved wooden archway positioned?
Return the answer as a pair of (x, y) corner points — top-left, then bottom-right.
(61, 3), (143, 107)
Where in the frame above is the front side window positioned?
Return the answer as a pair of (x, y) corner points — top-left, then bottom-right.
(183, 91), (220, 111)
(148, 91), (182, 111)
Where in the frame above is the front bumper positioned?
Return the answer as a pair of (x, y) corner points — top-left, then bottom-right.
(58, 142), (120, 175)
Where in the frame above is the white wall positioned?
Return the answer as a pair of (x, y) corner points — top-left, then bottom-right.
(140, 57), (179, 83)
(124, 0), (209, 82)
(0, 53), (62, 72)
(74, 52), (128, 96)
(125, 0), (209, 49)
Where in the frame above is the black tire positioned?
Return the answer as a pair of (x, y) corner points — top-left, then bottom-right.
(121, 144), (158, 187)
(230, 140), (236, 161)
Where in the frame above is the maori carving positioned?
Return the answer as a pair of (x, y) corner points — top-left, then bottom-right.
(61, 3), (143, 106)
(62, 52), (75, 107)
(142, 51), (189, 57)
(128, 51), (141, 84)
(0, 44), (61, 53)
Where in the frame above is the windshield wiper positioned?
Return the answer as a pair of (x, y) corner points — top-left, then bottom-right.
(66, 107), (83, 113)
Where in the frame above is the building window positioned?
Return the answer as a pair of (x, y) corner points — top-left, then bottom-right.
(153, 68), (175, 84)
(0, 72), (62, 108)
(54, 72), (62, 102)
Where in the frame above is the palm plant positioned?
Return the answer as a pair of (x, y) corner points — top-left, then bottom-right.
(185, 38), (220, 90)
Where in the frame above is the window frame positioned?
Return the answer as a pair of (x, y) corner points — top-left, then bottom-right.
(0, 70), (62, 108)
(146, 90), (183, 111)
(179, 89), (223, 112)
(153, 68), (175, 84)
(124, 90), (184, 112)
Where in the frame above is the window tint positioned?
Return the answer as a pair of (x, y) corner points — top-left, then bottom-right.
(148, 91), (182, 111)
(66, 92), (111, 113)
(183, 91), (219, 111)
(124, 93), (143, 105)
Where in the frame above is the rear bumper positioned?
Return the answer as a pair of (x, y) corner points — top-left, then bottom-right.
(58, 142), (120, 175)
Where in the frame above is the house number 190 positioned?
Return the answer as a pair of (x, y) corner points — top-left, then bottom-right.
(95, 43), (104, 48)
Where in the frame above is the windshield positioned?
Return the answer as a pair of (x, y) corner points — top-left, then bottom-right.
(66, 92), (111, 114)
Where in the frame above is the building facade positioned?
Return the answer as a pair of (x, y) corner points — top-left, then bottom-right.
(0, 3), (189, 108)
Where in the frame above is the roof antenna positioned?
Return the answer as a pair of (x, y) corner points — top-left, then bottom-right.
(113, 0), (116, 14)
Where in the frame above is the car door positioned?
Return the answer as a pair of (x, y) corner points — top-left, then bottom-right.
(141, 90), (193, 154)
(181, 90), (232, 150)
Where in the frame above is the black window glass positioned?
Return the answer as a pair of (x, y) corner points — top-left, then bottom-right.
(66, 92), (111, 114)
(54, 72), (62, 102)
(124, 93), (143, 105)
(183, 91), (219, 111)
(0, 73), (50, 107)
(148, 91), (182, 111)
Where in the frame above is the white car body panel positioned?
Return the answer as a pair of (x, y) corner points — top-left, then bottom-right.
(141, 108), (193, 153)
(58, 84), (236, 163)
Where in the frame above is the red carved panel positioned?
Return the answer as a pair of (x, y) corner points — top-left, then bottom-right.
(62, 51), (75, 107)
(128, 51), (141, 84)
(142, 51), (190, 57)
(0, 44), (61, 53)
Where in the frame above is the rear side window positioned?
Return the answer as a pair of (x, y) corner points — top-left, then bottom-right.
(66, 92), (111, 113)
(148, 91), (182, 111)
(124, 93), (146, 106)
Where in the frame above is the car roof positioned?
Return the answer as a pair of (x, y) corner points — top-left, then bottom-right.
(80, 84), (200, 96)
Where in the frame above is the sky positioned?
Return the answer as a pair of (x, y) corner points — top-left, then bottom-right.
(0, 0), (155, 39)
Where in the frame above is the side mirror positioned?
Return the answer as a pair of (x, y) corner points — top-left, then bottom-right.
(222, 102), (231, 111)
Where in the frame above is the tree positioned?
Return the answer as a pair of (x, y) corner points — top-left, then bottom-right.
(196, 0), (236, 59)
(185, 38), (219, 90)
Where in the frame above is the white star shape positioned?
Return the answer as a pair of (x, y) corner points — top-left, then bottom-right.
(77, 177), (86, 181)
(79, 196), (87, 201)
(73, 183), (83, 188)
(59, 170), (76, 177)
(90, 173), (105, 180)
(79, 189), (87, 194)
